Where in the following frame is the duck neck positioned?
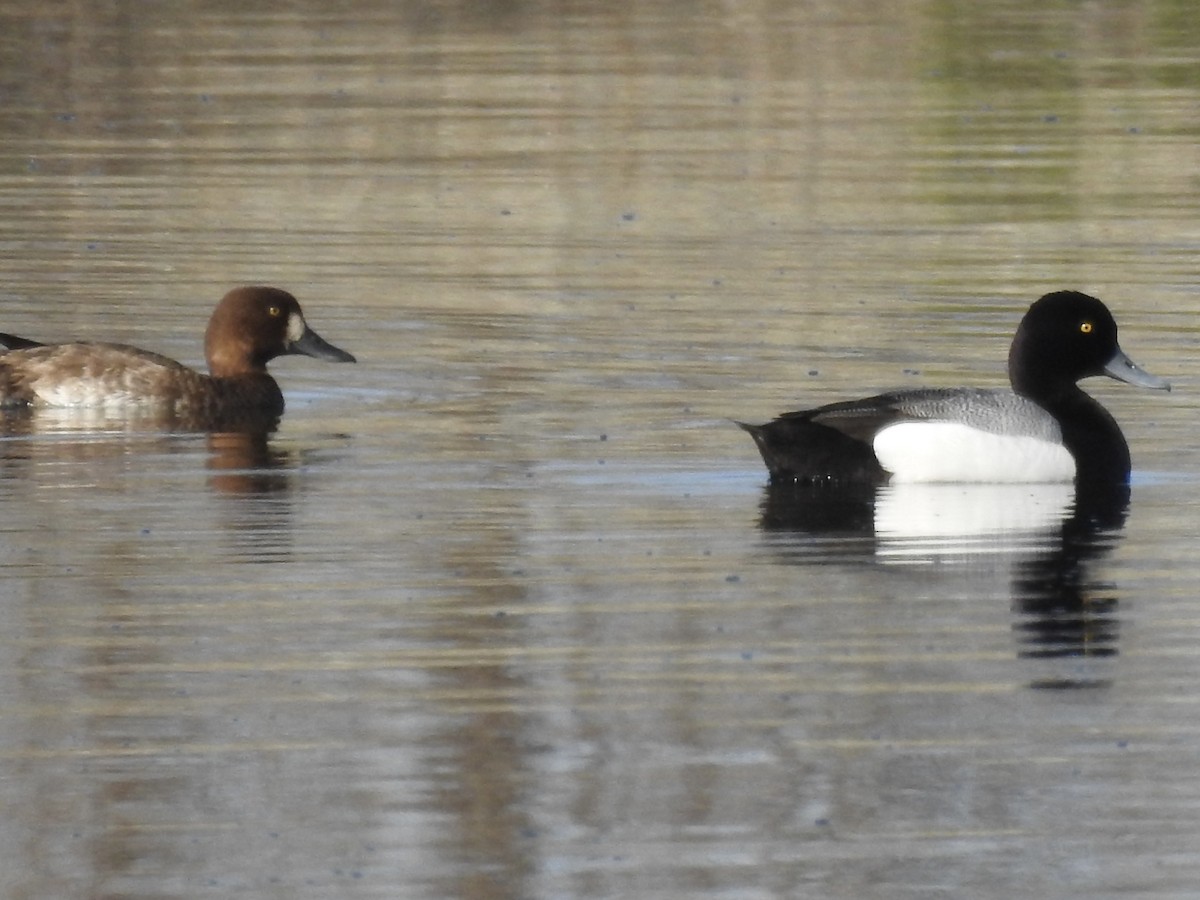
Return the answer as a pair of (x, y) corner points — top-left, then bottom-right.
(209, 372), (285, 418)
(1012, 369), (1130, 485)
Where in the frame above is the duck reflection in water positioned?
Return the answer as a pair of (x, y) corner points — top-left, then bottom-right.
(756, 478), (1132, 689)
(1009, 484), (1129, 689)
(0, 414), (309, 566)
(0, 408), (309, 563)
(205, 428), (293, 496)
(205, 428), (303, 562)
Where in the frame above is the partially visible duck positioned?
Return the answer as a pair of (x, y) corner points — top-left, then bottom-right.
(0, 286), (355, 424)
(740, 291), (1170, 486)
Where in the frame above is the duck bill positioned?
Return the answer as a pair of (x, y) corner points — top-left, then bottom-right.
(1103, 347), (1170, 391)
(288, 325), (356, 363)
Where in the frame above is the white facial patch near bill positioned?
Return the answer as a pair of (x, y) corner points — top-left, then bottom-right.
(286, 312), (305, 343)
(873, 421), (1076, 483)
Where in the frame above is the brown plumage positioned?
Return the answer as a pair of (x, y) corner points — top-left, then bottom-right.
(0, 286), (355, 428)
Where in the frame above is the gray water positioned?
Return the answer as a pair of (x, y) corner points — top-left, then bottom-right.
(2, 2), (1200, 898)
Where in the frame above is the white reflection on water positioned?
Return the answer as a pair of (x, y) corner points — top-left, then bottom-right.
(873, 482), (1076, 557)
(754, 477), (1130, 689)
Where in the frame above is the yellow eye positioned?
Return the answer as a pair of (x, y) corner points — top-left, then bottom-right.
(268, 305), (282, 317)
(1080, 321), (1093, 334)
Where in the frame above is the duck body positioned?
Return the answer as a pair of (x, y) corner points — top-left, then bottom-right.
(740, 291), (1169, 486)
(0, 341), (287, 417)
(744, 387), (1073, 484)
(0, 286), (354, 425)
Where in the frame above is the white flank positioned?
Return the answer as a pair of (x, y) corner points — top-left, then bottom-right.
(873, 421), (1076, 483)
(36, 379), (153, 409)
(34, 367), (168, 408)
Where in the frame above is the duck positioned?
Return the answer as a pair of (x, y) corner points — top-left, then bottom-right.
(0, 286), (355, 425)
(739, 291), (1170, 486)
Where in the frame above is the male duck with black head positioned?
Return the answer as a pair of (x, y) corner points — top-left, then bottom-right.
(0, 286), (355, 428)
(740, 291), (1169, 489)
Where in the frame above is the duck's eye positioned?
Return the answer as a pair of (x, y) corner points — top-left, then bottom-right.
(1080, 321), (1093, 334)
(268, 305), (282, 317)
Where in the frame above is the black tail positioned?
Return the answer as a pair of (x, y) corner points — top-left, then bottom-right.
(737, 418), (886, 485)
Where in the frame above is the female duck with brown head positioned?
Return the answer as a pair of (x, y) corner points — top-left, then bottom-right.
(0, 286), (355, 425)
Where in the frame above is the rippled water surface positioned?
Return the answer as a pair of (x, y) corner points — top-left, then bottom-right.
(3, 2), (1200, 898)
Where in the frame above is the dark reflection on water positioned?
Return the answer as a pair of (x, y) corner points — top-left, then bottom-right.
(757, 480), (1130, 687)
(205, 430), (292, 497)
(757, 482), (880, 537)
(1010, 484), (1129, 690)
(205, 430), (299, 562)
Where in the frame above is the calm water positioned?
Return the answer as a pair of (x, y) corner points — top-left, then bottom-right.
(2, 2), (1200, 898)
